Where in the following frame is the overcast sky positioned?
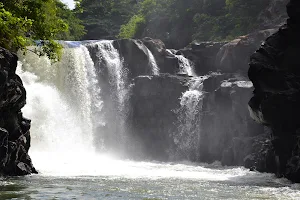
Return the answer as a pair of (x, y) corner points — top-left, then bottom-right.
(61, 0), (75, 9)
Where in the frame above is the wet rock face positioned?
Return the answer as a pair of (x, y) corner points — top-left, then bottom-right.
(180, 42), (227, 75)
(200, 73), (266, 166)
(248, 0), (300, 182)
(113, 39), (155, 79)
(0, 47), (37, 176)
(142, 37), (180, 74)
(127, 74), (189, 160)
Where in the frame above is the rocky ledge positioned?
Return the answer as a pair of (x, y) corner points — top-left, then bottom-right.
(248, 0), (300, 182)
(0, 47), (36, 176)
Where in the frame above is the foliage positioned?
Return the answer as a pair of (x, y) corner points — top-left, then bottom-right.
(77, 0), (137, 40)
(0, 0), (85, 61)
(55, 1), (86, 41)
(115, 0), (272, 48)
(119, 15), (145, 39)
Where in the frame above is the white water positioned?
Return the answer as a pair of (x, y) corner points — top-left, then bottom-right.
(146, 48), (160, 75)
(92, 40), (128, 113)
(17, 44), (100, 161)
(134, 40), (160, 75)
(176, 55), (196, 76)
(167, 49), (195, 76)
(174, 77), (206, 159)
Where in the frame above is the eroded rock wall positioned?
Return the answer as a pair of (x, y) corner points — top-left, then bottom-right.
(248, 0), (300, 182)
(0, 47), (36, 176)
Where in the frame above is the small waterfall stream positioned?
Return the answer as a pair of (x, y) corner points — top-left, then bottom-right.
(87, 40), (130, 153)
(173, 77), (206, 160)
(176, 55), (196, 76)
(146, 48), (160, 75)
(166, 49), (196, 76)
(92, 41), (128, 115)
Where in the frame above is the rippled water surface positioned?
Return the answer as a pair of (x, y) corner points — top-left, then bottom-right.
(1, 158), (300, 200)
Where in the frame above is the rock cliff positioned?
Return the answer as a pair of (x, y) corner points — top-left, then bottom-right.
(248, 0), (300, 182)
(0, 47), (36, 176)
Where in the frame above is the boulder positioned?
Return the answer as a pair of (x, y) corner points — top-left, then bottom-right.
(216, 29), (277, 74)
(248, 0), (300, 182)
(142, 37), (180, 74)
(180, 42), (227, 75)
(113, 39), (158, 78)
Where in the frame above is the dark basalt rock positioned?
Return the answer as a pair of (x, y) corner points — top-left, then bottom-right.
(127, 74), (189, 160)
(142, 37), (180, 74)
(248, 0), (300, 182)
(200, 73), (266, 165)
(216, 29), (277, 74)
(113, 39), (155, 79)
(180, 41), (227, 75)
(0, 47), (36, 176)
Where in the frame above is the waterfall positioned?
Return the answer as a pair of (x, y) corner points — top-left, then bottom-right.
(17, 43), (103, 172)
(91, 41), (128, 114)
(176, 55), (196, 76)
(16, 38), (168, 174)
(166, 49), (195, 76)
(173, 77), (206, 160)
(86, 40), (130, 153)
(146, 48), (160, 75)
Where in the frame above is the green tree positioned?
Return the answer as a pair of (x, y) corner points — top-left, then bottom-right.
(0, 0), (85, 61)
(78, 0), (138, 40)
(117, 0), (272, 48)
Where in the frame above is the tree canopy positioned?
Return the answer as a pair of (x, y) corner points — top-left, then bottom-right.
(118, 0), (271, 48)
(77, 0), (137, 40)
(78, 0), (273, 48)
(0, 0), (85, 61)
(0, 0), (277, 54)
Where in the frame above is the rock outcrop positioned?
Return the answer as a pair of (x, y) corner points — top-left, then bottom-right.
(127, 74), (189, 160)
(199, 73), (269, 167)
(180, 42), (227, 75)
(248, 0), (300, 182)
(216, 29), (277, 74)
(0, 47), (36, 176)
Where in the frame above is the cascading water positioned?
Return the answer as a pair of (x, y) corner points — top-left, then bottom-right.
(176, 55), (196, 76)
(92, 41), (128, 114)
(146, 48), (160, 75)
(17, 43), (102, 174)
(166, 49), (196, 76)
(86, 40), (130, 153)
(173, 77), (207, 160)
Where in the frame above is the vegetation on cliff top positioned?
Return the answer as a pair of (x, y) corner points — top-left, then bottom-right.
(0, 0), (85, 61)
(76, 0), (136, 40)
(0, 0), (277, 54)
(79, 0), (272, 48)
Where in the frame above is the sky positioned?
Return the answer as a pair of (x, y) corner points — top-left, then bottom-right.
(61, 0), (75, 9)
